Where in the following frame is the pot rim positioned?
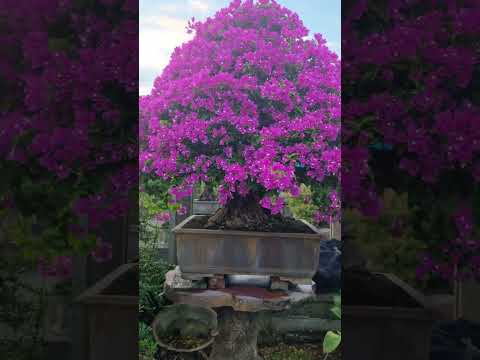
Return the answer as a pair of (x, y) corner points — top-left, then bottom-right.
(173, 215), (330, 240)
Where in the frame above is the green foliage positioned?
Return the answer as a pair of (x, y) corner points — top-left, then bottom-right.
(139, 175), (172, 246)
(284, 185), (316, 223)
(140, 174), (171, 221)
(323, 295), (341, 357)
(323, 332), (341, 355)
(139, 322), (158, 359)
(139, 244), (173, 358)
(331, 295), (341, 320)
(0, 254), (47, 360)
(344, 188), (429, 289)
(139, 246), (173, 324)
(0, 206), (97, 263)
(139, 192), (165, 221)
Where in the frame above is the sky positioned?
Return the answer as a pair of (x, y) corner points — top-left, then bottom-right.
(139, 0), (341, 95)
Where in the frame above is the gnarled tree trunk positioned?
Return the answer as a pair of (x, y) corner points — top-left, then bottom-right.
(205, 193), (269, 231)
(209, 308), (261, 360)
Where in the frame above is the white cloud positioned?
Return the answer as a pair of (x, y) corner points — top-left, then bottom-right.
(139, 15), (194, 94)
(156, 3), (180, 14)
(189, 0), (209, 13)
(139, 84), (152, 96)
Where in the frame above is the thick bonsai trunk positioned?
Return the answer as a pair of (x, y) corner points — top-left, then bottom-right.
(209, 308), (261, 360)
(205, 193), (269, 231)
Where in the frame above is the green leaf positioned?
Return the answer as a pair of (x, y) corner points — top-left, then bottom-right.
(323, 331), (341, 354)
(333, 294), (341, 306)
(331, 306), (341, 320)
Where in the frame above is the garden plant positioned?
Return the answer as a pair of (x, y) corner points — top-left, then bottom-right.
(342, 0), (480, 287)
(140, 0), (340, 232)
(0, 0), (138, 278)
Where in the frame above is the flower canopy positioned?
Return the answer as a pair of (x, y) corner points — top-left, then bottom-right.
(140, 0), (340, 222)
(342, 0), (480, 281)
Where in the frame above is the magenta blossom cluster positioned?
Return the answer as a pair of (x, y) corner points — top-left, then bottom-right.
(140, 0), (340, 221)
(1, 0), (138, 278)
(38, 255), (73, 280)
(417, 205), (480, 282)
(343, 0), (480, 281)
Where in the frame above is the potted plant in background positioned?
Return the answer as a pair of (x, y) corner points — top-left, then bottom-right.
(140, 0), (340, 280)
(193, 183), (220, 216)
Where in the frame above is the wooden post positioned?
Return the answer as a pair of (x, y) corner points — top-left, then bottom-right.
(330, 221), (341, 240)
(168, 214), (177, 265)
(170, 196), (193, 264)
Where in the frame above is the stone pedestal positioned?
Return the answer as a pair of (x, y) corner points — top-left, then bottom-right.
(163, 268), (316, 359)
(209, 308), (261, 360)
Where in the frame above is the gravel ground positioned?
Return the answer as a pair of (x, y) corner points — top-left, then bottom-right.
(148, 343), (341, 360)
(259, 343), (341, 360)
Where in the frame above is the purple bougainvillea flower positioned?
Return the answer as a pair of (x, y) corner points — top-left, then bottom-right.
(1, 0), (138, 274)
(90, 239), (113, 263)
(140, 0), (340, 223)
(177, 206), (188, 216)
(155, 211), (171, 224)
(38, 255), (73, 279)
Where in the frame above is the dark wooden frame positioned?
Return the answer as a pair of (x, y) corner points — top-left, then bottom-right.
(343, 273), (435, 360)
(75, 262), (138, 360)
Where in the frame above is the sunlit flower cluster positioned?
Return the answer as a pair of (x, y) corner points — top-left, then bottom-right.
(141, 0), (340, 222)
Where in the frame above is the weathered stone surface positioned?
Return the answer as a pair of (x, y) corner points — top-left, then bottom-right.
(279, 277), (313, 285)
(163, 267), (207, 292)
(152, 304), (217, 353)
(181, 272), (213, 281)
(270, 277), (289, 291)
(209, 308), (261, 360)
(165, 286), (313, 313)
(164, 271), (320, 359)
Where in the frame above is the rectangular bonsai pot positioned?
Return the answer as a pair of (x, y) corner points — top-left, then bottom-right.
(76, 262), (138, 360)
(343, 273), (435, 360)
(173, 215), (329, 278)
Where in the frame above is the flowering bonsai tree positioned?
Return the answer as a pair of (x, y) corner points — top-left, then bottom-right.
(140, 0), (340, 231)
(0, 0), (138, 277)
(342, 0), (480, 283)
